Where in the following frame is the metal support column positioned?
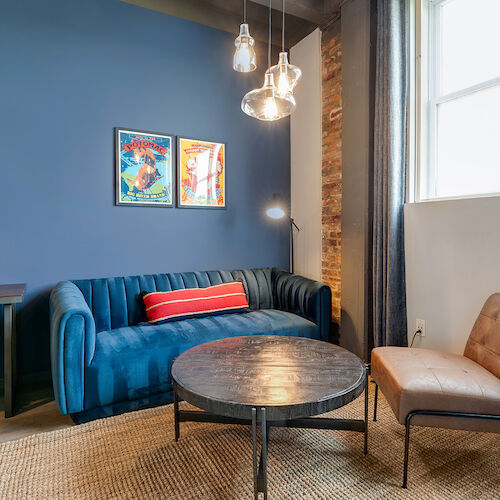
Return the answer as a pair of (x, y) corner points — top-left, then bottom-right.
(173, 389), (180, 442)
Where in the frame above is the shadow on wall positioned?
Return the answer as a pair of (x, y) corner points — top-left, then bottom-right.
(15, 290), (52, 378)
(339, 309), (366, 361)
(330, 320), (340, 345)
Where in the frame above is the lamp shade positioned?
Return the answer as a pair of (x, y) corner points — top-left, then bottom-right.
(269, 52), (302, 97)
(241, 71), (296, 121)
(233, 24), (256, 73)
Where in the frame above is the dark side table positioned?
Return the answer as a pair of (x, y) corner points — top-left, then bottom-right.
(1, 284), (25, 418)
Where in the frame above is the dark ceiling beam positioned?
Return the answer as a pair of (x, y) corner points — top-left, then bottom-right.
(249, 0), (341, 25)
(122, 0), (328, 47)
(249, 0), (327, 25)
(123, 0), (286, 46)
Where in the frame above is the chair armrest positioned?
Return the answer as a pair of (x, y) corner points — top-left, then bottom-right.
(272, 269), (332, 342)
(50, 281), (96, 415)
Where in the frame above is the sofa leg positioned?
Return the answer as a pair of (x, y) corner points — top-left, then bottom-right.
(373, 383), (378, 422)
(402, 414), (412, 488)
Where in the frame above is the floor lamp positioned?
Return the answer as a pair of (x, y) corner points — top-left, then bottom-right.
(266, 205), (300, 273)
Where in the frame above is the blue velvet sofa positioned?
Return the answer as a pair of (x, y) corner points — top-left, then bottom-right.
(50, 268), (332, 423)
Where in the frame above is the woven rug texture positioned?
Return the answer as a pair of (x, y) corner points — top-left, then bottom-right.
(0, 386), (498, 499)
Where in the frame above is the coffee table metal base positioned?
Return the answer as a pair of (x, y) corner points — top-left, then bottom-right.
(173, 369), (369, 499)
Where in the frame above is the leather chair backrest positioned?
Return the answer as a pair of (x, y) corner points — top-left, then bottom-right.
(464, 293), (500, 378)
(72, 268), (274, 333)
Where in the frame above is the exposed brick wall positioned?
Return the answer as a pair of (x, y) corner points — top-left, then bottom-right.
(321, 23), (342, 325)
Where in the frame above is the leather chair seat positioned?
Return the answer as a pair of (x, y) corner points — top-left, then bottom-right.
(372, 346), (500, 432)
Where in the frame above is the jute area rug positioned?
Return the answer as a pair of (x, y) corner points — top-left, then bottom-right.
(0, 386), (498, 499)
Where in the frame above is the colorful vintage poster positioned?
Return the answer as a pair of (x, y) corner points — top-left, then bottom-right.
(116, 129), (173, 206)
(177, 138), (225, 208)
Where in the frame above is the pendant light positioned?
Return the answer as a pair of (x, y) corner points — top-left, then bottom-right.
(241, 0), (296, 121)
(233, 0), (256, 72)
(269, 0), (302, 97)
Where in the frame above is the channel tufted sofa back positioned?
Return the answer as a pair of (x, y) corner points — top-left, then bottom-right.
(72, 268), (274, 333)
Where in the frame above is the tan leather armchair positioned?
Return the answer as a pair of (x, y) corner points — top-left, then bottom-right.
(371, 294), (500, 488)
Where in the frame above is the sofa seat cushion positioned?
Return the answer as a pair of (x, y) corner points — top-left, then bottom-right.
(371, 347), (500, 432)
(84, 309), (319, 410)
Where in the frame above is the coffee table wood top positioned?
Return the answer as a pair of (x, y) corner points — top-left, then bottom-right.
(172, 335), (365, 421)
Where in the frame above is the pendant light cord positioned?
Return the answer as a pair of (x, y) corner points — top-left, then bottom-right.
(243, 0), (246, 23)
(282, 0), (285, 52)
(268, 0), (271, 69)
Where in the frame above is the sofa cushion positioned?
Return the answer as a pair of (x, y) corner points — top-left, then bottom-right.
(371, 346), (500, 432)
(143, 281), (249, 324)
(84, 309), (319, 410)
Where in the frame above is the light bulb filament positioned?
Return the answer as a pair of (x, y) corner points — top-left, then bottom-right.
(264, 97), (278, 120)
(277, 71), (291, 97)
(234, 43), (251, 72)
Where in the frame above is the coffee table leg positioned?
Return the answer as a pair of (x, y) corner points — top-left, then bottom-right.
(174, 389), (180, 442)
(363, 364), (369, 455)
(261, 408), (268, 500)
(252, 407), (269, 499)
(252, 408), (258, 499)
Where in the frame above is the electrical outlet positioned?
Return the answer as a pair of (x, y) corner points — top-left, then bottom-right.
(416, 318), (426, 337)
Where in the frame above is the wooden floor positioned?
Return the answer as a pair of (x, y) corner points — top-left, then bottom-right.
(0, 386), (74, 444)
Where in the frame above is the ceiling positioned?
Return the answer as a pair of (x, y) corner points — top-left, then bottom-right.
(122, 0), (342, 48)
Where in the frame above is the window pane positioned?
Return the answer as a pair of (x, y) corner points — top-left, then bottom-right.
(433, 85), (500, 199)
(440, 0), (500, 95)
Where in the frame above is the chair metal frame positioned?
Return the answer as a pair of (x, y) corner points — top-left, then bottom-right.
(373, 383), (500, 488)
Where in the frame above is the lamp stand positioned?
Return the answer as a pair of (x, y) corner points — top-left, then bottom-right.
(290, 218), (300, 273)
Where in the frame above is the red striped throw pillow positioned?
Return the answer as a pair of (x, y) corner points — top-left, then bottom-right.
(143, 281), (250, 324)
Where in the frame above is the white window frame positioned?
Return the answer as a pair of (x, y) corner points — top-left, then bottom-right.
(411, 0), (500, 203)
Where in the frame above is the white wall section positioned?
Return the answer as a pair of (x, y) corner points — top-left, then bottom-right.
(405, 196), (500, 354)
(290, 28), (322, 281)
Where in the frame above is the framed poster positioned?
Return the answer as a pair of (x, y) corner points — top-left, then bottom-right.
(177, 137), (225, 209)
(115, 128), (174, 207)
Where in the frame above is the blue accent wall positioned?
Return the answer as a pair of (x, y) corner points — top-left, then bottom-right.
(0, 0), (290, 377)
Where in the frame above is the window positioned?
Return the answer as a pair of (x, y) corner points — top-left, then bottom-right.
(414, 0), (500, 201)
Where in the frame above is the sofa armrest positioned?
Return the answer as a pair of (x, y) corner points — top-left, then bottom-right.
(272, 269), (332, 342)
(50, 281), (96, 415)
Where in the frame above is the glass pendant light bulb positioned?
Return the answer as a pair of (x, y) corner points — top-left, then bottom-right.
(233, 1), (256, 73)
(269, 0), (302, 98)
(240, 0), (295, 121)
(270, 51), (302, 97)
(241, 71), (296, 121)
(233, 23), (256, 73)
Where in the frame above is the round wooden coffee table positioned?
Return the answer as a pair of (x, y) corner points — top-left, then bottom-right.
(172, 335), (368, 499)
